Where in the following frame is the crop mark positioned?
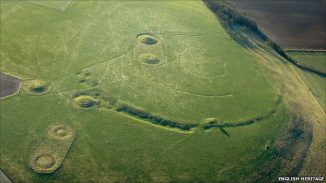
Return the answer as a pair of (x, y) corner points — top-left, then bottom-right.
(181, 47), (228, 78)
(146, 77), (233, 98)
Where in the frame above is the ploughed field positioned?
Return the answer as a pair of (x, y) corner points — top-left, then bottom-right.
(232, 0), (326, 50)
(0, 72), (21, 98)
(0, 0), (288, 182)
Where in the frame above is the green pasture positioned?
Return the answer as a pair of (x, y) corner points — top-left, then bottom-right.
(286, 51), (325, 110)
(0, 0), (288, 182)
(286, 51), (326, 74)
(31, 0), (72, 10)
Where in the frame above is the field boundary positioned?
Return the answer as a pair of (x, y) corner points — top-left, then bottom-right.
(284, 49), (326, 52)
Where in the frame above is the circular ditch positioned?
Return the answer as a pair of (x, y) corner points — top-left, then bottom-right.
(31, 152), (59, 173)
(73, 95), (98, 108)
(23, 79), (50, 95)
(48, 124), (74, 140)
(137, 34), (159, 45)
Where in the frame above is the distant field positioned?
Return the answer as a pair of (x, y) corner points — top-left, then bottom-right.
(286, 51), (326, 74)
(232, 0), (326, 50)
(287, 51), (326, 111)
(0, 0), (295, 182)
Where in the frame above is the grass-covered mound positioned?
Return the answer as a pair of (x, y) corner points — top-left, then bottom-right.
(73, 95), (98, 108)
(30, 152), (59, 174)
(137, 34), (158, 45)
(138, 53), (161, 65)
(48, 125), (74, 140)
(30, 124), (75, 174)
(23, 79), (50, 95)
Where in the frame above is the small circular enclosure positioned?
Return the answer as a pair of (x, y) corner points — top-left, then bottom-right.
(73, 95), (98, 108)
(36, 154), (56, 169)
(138, 53), (161, 65)
(48, 124), (74, 140)
(23, 79), (50, 95)
(30, 152), (59, 174)
(137, 34), (158, 45)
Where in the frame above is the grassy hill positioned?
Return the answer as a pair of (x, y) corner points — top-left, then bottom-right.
(1, 0), (323, 182)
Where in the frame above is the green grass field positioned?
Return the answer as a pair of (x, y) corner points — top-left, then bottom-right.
(0, 0), (310, 182)
(31, 0), (72, 10)
(285, 51), (326, 110)
(286, 51), (326, 74)
(294, 66), (326, 111)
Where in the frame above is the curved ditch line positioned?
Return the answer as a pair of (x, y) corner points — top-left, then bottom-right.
(180, 47), (228, 79)
(64, 86), (281, 133)
(114, 96), (281, 132)
(103, 108), (195, 134)
(133, 68), (232, 97)
(115, 102), (197, 131)
(202, 96), (282, 129)
(195, 63), (227, 78)
(148, 77), (233, 98)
